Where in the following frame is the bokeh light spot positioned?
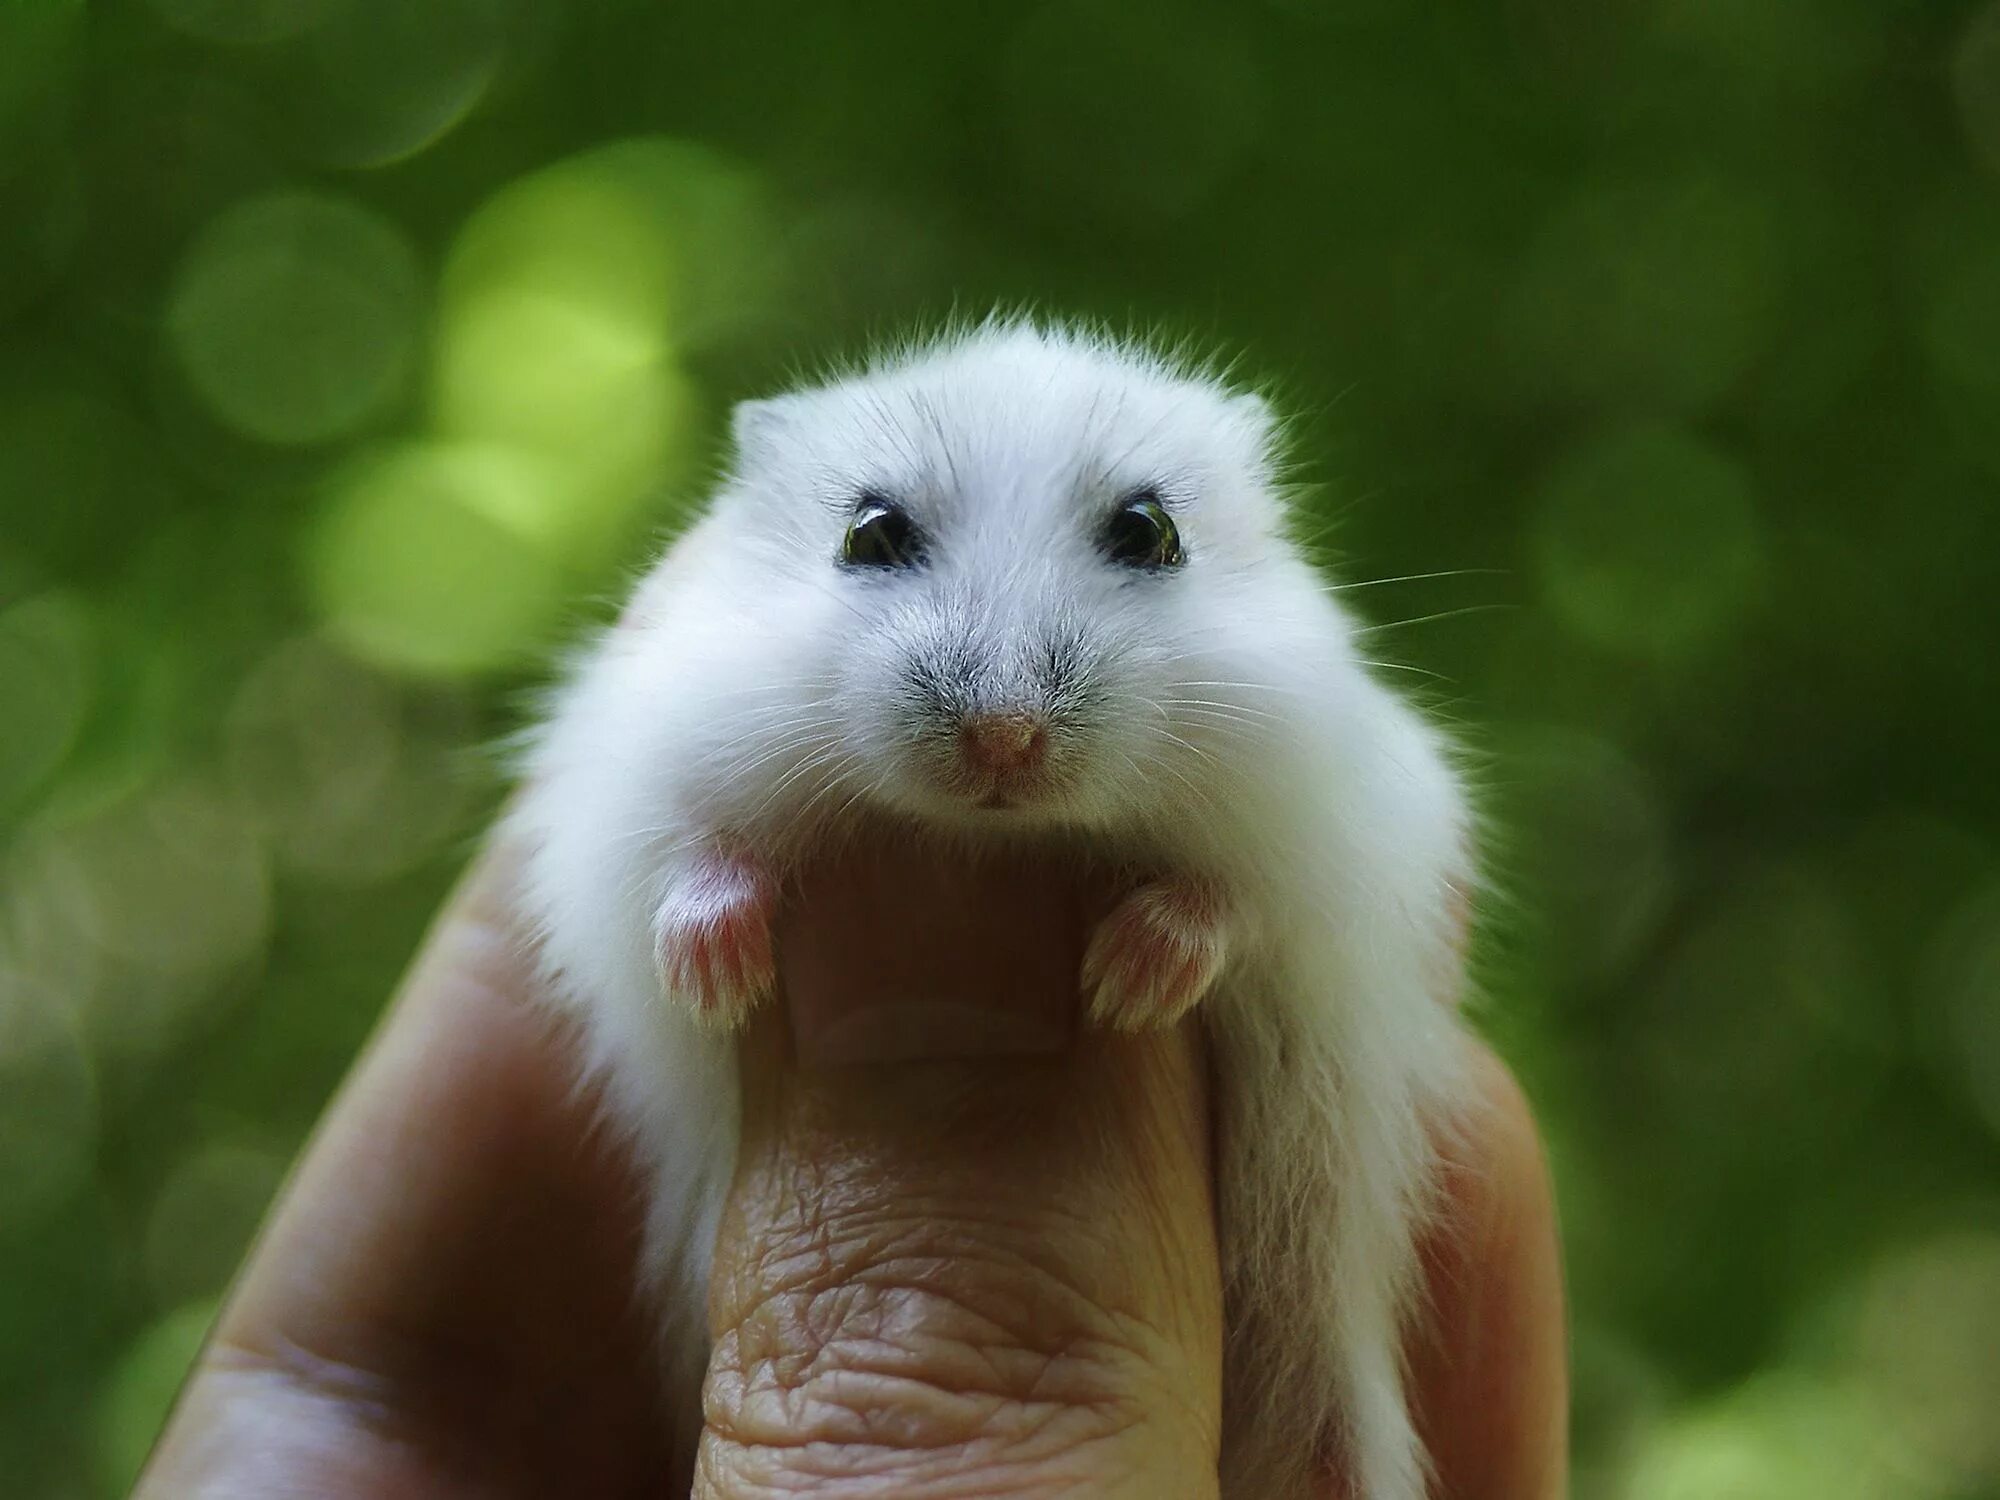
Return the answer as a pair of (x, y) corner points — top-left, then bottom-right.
(308, 145), (773, 681)
(165, 191), (421, 445)
(1533, 421), (1763, 660)
(310, 443), (565, 678)
(446, 162), (675, 340)
(441, 136), (777, 352)
(429, 139), (759, 566)
(433, 290), (694, 553)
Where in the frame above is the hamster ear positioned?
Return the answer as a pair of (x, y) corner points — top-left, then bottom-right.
(1228, 391), (1277, 446)
(730, 395), (800, 467)
(1227, 391), (1283, 472)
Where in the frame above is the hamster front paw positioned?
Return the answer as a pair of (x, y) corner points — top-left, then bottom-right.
(1082, 878), (1230, 1032)
(652, 847), (777, 1029)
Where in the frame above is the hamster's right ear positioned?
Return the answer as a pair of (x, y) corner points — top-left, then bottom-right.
(1224, 390), (1285, 484)
(730, 395), (802, 468)
(1227, 391), (1280, 454)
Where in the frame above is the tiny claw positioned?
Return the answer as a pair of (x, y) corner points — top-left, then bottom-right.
(653, 849), (777, 1029)
(1083, 878), (1229, 1032)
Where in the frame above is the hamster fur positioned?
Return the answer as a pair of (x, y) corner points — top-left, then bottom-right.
(511, 320), (1477, 1499)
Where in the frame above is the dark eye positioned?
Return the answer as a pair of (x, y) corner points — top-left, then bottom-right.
(841, 497), (922, 569)
(1102, 491), (1183, 570)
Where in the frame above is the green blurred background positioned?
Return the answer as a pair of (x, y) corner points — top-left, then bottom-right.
(4, 0), (2000, 1494)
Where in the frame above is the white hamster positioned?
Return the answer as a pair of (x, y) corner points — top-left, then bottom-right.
(512, 319), (1477, 1498)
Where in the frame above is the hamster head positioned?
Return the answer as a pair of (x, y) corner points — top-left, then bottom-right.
(655, 322), (1357, 844)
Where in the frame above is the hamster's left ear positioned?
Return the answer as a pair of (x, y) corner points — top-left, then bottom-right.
(730, 395), (801, 468)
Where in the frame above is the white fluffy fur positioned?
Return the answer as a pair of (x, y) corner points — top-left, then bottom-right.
(510, 320), (1475, 1498)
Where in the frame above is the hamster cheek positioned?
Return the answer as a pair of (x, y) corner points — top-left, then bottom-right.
(1081, 878), (1231, 1033)
(651, 846), (778, 1029)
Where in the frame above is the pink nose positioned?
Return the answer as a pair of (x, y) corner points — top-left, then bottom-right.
(959, 712), (1047, 775)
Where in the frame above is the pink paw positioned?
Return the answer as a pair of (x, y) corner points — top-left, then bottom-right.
(652, 849), (777, 1029)
(1082, 879), (1229, 1032)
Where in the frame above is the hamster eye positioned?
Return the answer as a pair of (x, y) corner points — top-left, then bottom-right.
(1102, 490), (1183, 570)
(841, 497), (923, 569)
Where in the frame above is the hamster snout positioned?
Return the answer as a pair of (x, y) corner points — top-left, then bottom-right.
(867, 585), (1115, 812)
(958, 709), (1048, 774)
(955, 709), (1052, 808)
(920, 676), (1069, 808)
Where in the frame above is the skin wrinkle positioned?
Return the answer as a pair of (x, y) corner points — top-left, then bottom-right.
(790, 1279), (1083, 1397)
(696, 1013), (1224, 1499)
(700, 1348), (1159, 1498)
(738, 1125), (1197, 1332)
(708, 1231), (1203, 1432)
(696, 1442), (1146, 1500)
(733, 1280), (1172, 1419)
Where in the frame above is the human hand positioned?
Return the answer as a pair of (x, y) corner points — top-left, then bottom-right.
(135, 835), (1567, 1498)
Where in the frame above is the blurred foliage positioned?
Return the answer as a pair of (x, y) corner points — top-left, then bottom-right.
(3, 1), (1999, 1495)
